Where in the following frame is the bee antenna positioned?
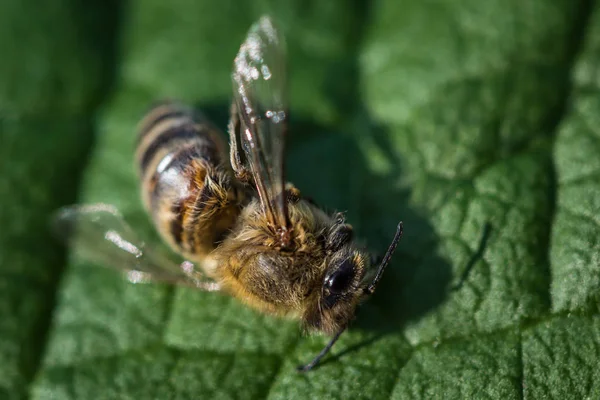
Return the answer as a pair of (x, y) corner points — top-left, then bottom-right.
(296, 329), (345, 373)
(364, 221), (403, 296)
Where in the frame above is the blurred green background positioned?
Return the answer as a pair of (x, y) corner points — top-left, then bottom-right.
(2, 0), (600, 399)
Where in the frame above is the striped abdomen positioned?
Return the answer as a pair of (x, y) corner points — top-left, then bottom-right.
(136, 102), (242, 262)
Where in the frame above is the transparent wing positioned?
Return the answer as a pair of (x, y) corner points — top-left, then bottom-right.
(232, 16), (290, 241)
(52, 203), (219, 291)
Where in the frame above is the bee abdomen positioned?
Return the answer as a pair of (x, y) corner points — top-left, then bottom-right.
(136, 102), (238, 258)
(136, 102), (224, 173)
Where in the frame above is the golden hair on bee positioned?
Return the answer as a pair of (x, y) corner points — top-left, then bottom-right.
(53, 15), (403, 373)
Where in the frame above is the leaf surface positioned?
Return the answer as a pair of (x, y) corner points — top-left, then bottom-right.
(1, 0), (598, 399)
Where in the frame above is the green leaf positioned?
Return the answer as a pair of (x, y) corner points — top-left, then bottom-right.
(2, 0), (599, 398)
(0, 0), (119, 398)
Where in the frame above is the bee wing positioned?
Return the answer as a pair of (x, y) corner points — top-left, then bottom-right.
(232, 16), (290, 238)
(52, 203), (219, 291)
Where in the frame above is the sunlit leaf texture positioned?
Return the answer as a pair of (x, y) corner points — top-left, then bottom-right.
(1, 0), (599, 399)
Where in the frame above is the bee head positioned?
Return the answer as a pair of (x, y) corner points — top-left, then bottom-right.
(302, 248), (369, 335)
(302, 216), (371, 335)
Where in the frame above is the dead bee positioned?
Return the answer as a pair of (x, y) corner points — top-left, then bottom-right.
(54, 15), (403, 372)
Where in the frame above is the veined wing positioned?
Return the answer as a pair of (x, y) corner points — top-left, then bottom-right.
(52, 203), (219, 291)
(231, 16), (291, 245)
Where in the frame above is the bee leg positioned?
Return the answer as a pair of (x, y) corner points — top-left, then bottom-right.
(296, 329), (345, 373)
(227, 102), (253, 183)
(324, 213), (354, 252)
(285, 183), (301, 203)
(284, 182), (321, 207)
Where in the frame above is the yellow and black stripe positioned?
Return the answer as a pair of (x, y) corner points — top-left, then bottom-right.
(135, 101), (238, 257)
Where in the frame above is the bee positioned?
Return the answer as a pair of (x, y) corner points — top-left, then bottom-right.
(55, 15), (403, 372)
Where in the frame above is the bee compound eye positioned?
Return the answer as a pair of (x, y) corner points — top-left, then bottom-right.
(325, 259), (355, 294)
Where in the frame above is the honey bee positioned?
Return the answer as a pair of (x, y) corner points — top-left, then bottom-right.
(55, 15), (403, 372)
